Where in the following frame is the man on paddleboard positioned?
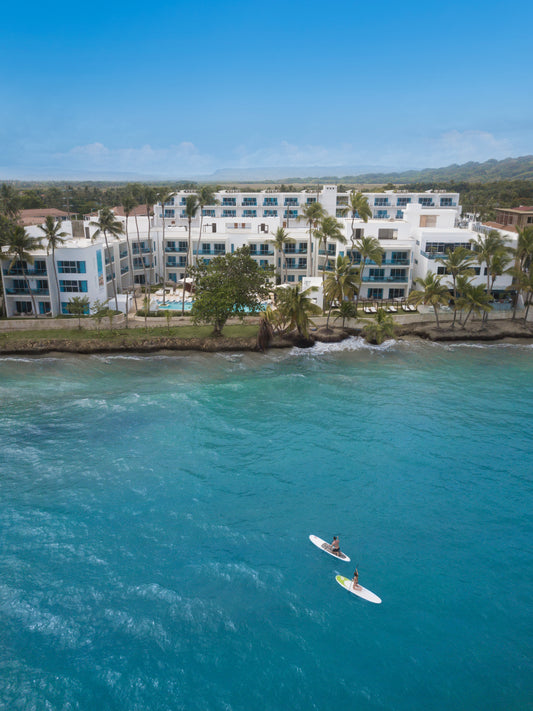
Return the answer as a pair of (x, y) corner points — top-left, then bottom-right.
(331, 536), (342, 556)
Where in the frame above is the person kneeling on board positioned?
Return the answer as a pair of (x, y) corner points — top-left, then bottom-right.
(330, 536), (342, 556)
(352, 569), (362, 590)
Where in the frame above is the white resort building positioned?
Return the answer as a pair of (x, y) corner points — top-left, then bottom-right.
(0, 185), (516, 317)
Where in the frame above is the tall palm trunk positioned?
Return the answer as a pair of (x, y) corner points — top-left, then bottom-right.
(135, 214), (149, 327)
(146, 205), (154, 285)
(182, 217), (193, 316)
(22, 260), (38, 317)
(125, 215), (138, 312)
(195, 209), (204, 259)
(51, 246), (61, 316)
(104, 231), (119, 312)
(307, 224), (313, 277)
(433, 305), (441, 328)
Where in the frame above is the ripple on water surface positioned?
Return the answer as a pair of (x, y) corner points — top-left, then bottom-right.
(0, 342), (532, 710)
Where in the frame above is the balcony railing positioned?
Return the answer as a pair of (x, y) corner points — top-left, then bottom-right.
(198, 250), (226, 256)
(3, 268), (48, 276)
(249, 250), (274, 256)
(362, 275), (408, 282)
(165, 247), (187, 253)
(6, 287), (50, 295)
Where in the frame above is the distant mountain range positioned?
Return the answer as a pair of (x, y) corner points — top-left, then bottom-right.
(197, 155), (533, 184)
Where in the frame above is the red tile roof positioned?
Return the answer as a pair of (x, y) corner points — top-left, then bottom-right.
(20, 208), (70, 226)
(483, 221), (517, 233)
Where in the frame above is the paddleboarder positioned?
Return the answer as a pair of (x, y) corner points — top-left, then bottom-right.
(331, 535), (342, 556)
(352, 569), (362, 590)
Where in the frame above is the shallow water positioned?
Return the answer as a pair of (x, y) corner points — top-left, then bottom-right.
(1, 339), (532, 710)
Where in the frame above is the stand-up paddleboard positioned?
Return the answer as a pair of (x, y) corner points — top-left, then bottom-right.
(309, 535), (350, 562)
(336, 575), (381, 604)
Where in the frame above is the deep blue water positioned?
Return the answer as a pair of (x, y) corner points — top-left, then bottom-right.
(1, 339), (532, 710)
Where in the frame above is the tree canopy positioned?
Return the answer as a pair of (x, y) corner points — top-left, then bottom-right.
(190, 247), (273, 335)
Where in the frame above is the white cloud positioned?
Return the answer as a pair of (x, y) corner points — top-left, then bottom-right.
(57, 141), (215, 176)
(425, 130), (513, 165)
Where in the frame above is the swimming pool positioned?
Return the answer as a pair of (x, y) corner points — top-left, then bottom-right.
(156, 300), (268, 313)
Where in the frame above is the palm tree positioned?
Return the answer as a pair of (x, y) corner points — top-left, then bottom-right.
(315, 215), (345, 281)
(323, 255), (359, 329)
(435, 246), (475, 327)
(121, 191), (139, 312)
(156, 187), (175, 303)
(268, 227), (294, 283)
(332, 300), (358, 328)
(182, 194), (199, 315)
(5, 225), (42, 317)
(67, 295), (90, 329)
(363, 308), (396, 345)
(275, 284), (322, 339)
(38, 216), (68, 315)
(298, 201), (326, 277)
(354, 235), (385, 307)
(0, 184), (21, 221)
(347, 191), (372, 263)
(142, 186), (157, 284)
(195, 186), (219, 259)
(510, 226), (533, 319)
(470, 230), (509, 297)
(90, 207), (124, 312)
(408, 272), (450, 328)
(456, 283), (492, 328)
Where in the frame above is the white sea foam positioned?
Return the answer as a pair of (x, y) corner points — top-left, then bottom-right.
(290, 336), (397, 356)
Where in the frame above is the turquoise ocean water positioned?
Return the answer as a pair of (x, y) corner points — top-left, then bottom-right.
(1, 339), (532, 710)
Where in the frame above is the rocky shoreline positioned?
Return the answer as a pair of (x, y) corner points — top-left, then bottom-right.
(0, 319), (531, 356)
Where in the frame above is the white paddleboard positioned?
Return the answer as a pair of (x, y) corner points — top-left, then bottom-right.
(336, 575), (382, 604)
(309, 535), (350, 562)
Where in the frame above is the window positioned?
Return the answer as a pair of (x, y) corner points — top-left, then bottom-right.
(59, 280), (88, 293)
(284, 210), (298, 219)
(242, 198), (257, 206)
(391, 251), (408, 264)
(390, 269), (407, 280)
(378, 228), (397, 240)
(298, 258), (307, 270)
(61, 301), (89, 315)
(263, 210), (278, 217)
(263, 197), (278, 206)
(288, 274), (295, 282)
(214, 243), (225, 255)
(367, 288), (383, 299)
(437, 266), (446, 275)
(374, 198), (389, 206)
(388, 288), (405, 299)
(203, 209), (216, 217)
(164, 209), (175, 218)
(286, 258), (296, 269)
(243, 210), (257, 217)
(348, 251), (361, 263)
(284, 197), (298, 206)
(222, 210), (236, 217)
(376, 210), (388, 219)
(440, 198), (454, 207)
(306, 197), (316, 204)
(396, 210), (404, 219)
(368, 268), (385, 279)
(285, 244), (296, 254)
(15, 301), (32, 314)
(222, 197), (237, 206)
(418, 197), (435, 207)
(57, 260), (86, 274)
(397, 197), (411, 206)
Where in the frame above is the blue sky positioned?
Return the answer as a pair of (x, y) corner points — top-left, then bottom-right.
(1, 0), (531, 179)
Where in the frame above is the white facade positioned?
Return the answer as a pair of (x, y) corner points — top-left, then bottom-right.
(1, 185), (518, 317)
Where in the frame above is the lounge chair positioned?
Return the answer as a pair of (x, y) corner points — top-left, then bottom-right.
(370, 306), (377, 313)
(408, 304), (416, 312)
(402, 304), (410, 312)
(387, 306), (397, 313)
(363, 306), (372, 314)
